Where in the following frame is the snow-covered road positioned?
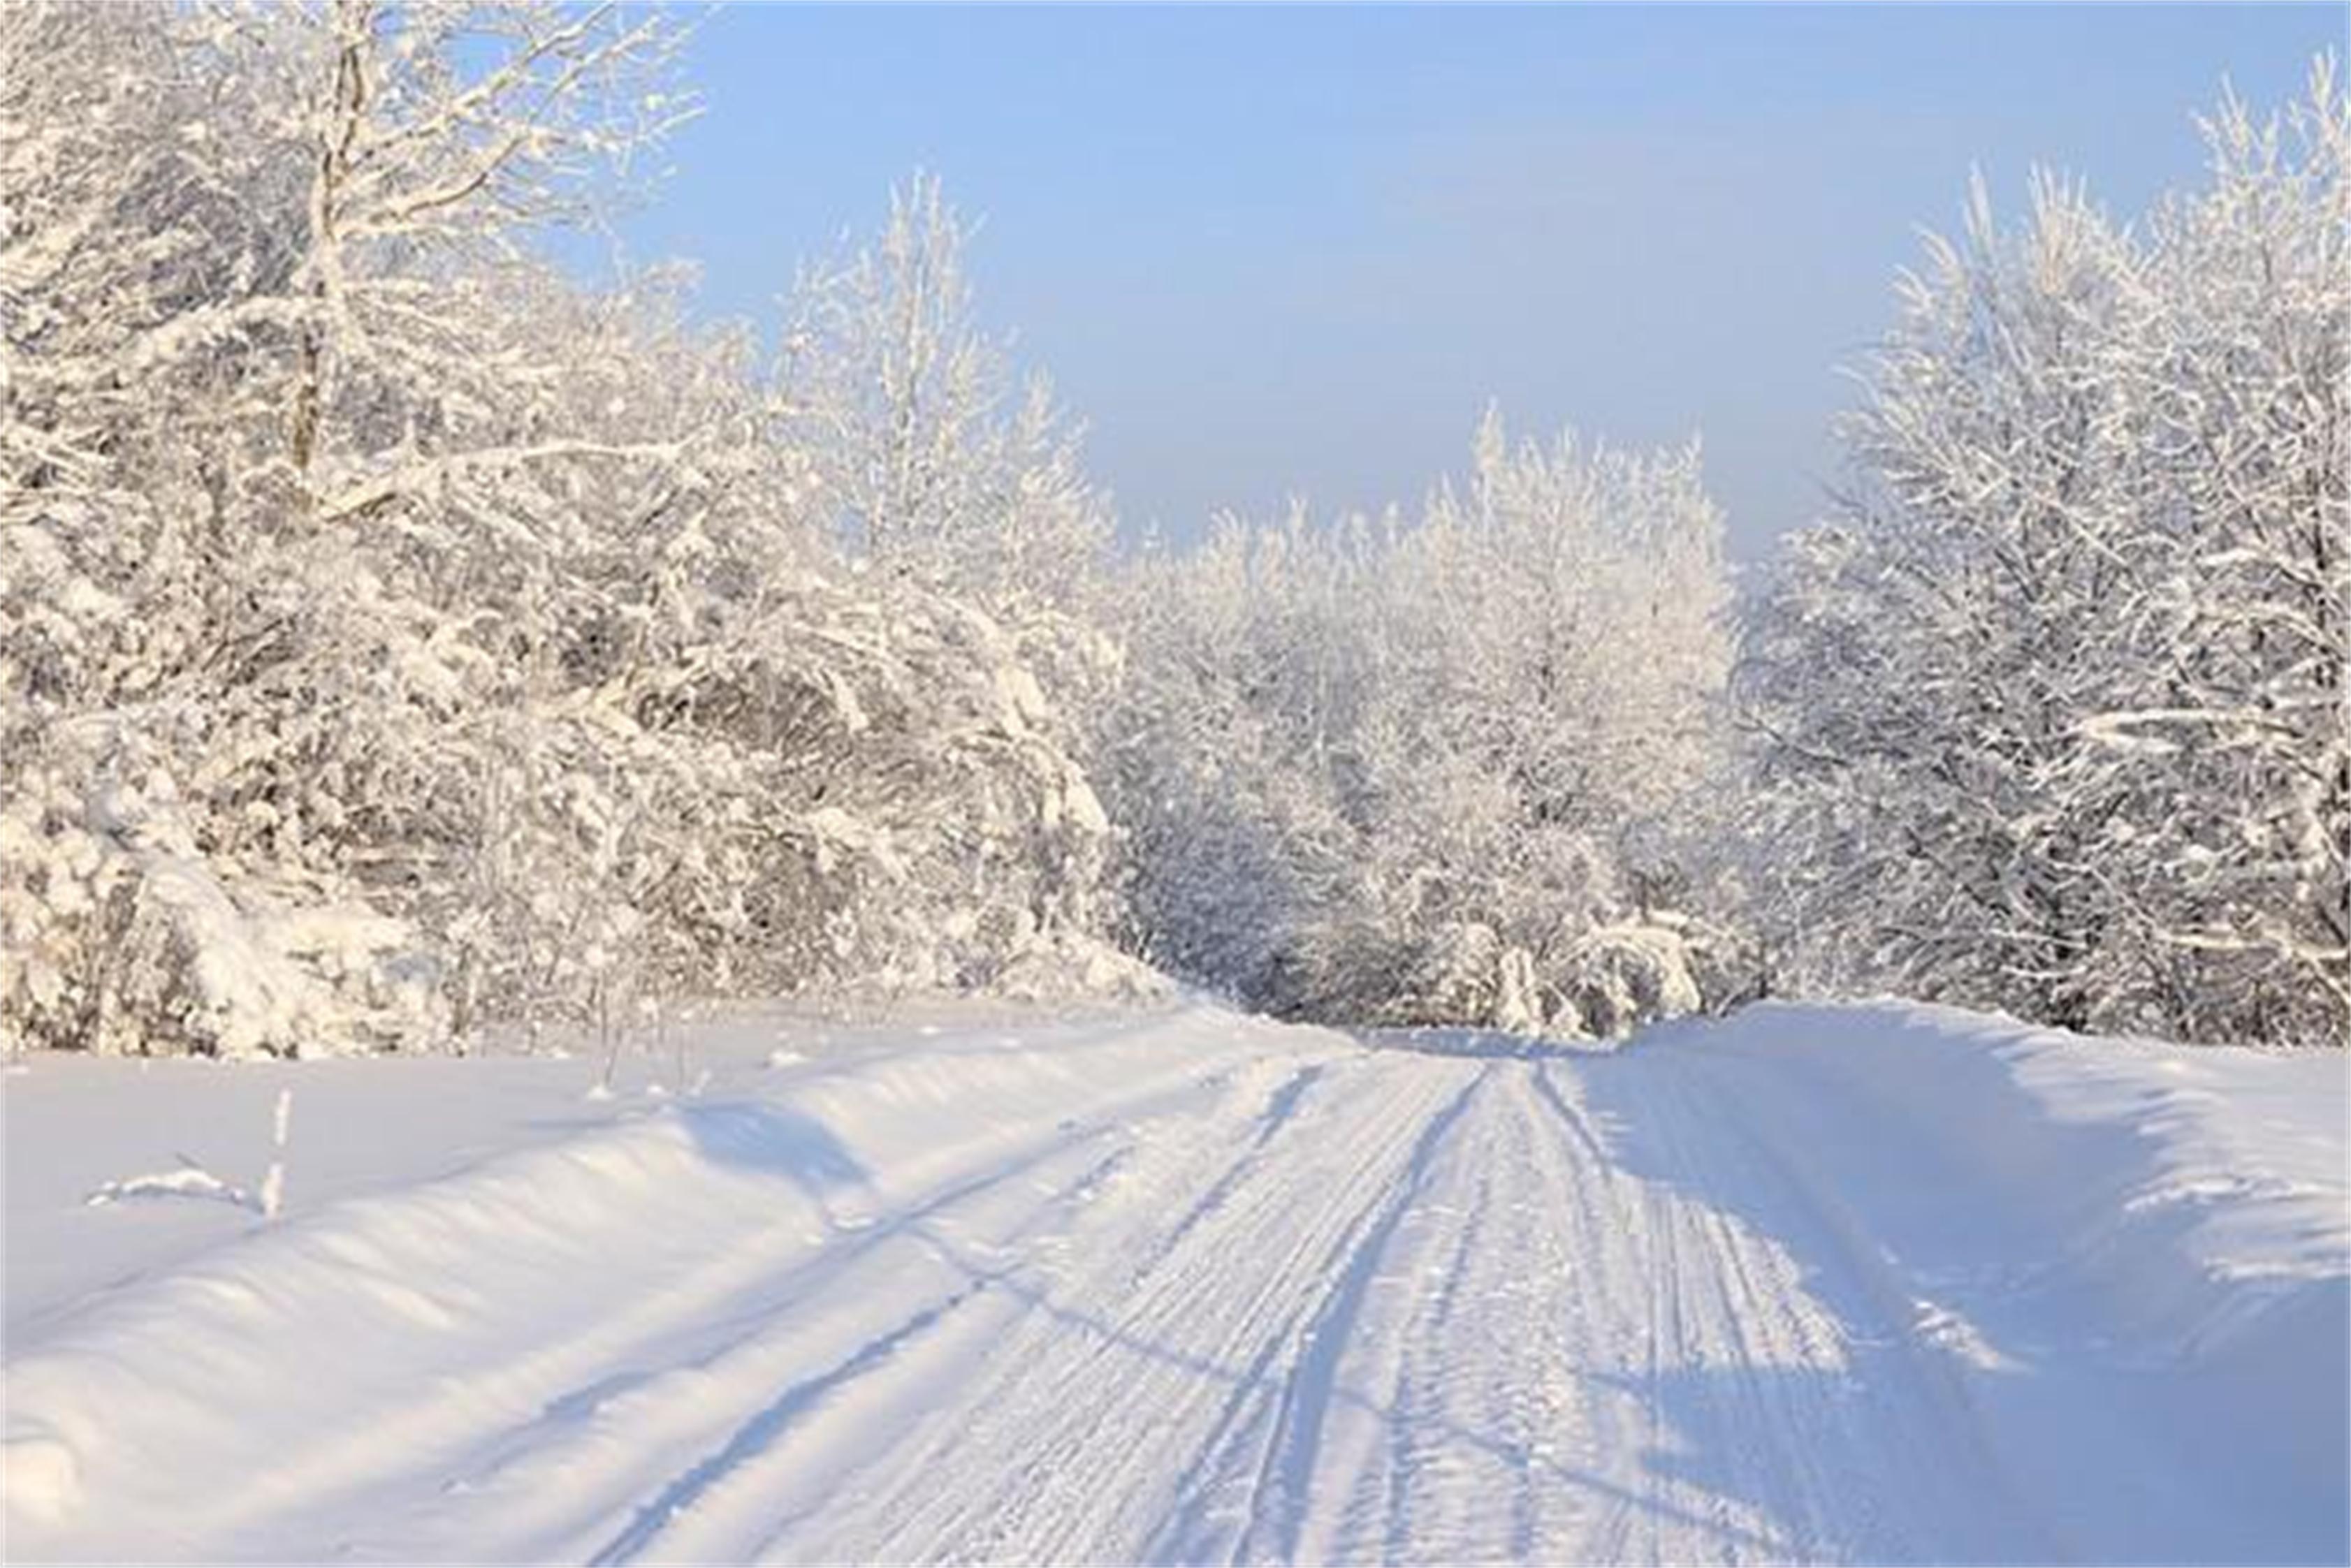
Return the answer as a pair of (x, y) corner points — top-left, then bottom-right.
(3, 1002), (2344, 1564)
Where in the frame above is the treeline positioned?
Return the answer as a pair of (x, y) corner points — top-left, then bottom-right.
(1, 2), (2340, 1053)
(1104, 423), (1741, 1038)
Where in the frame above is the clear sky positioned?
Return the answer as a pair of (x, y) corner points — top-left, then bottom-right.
(598, 3), (2345, 559)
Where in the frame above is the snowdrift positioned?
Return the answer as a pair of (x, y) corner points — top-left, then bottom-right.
(1617, 1002), (2348, 1563)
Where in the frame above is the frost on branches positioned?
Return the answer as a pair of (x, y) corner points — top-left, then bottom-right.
(1742, 64), (2350, 1050)
(0, 2), (1133, 1057)
(6, 3), (2335, 1057)
(1102, 412), (1746, 1042)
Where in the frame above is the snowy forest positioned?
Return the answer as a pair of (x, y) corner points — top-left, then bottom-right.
(1, 0), (2344, 1057)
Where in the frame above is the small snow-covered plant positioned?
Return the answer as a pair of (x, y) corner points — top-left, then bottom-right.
(1557, 922), (1705, 1041)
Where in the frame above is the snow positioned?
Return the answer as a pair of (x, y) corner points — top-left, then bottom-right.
(2, 999), (2343, 1565)
(81, 1163), (259, 1214)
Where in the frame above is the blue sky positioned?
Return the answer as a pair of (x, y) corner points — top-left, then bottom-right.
(599, 3), (2343, 558)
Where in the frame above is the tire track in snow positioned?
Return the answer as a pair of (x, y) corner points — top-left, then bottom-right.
(11, 1018), (1313, 1565)
(425, 1134), (1142, 1566)
(1160, 1062), (1329, 1252)
(947, 1058), (1473, 1567)
(1636, 1059), (1828, 1560)
(1286, 1055), (1807, 1566)
(1523, 1058), (1821, 1565)
(773, 1052), (1483, 1567)
(1228, 1066), (1489, 1565)
(1130, 1063), (1485, 1567)
(1354, 1071), (1514, 1560)
(752, 1062), (1373, 1560)
(1373, 1110), (1499, 1564)
(585, 1284), (985, 1567)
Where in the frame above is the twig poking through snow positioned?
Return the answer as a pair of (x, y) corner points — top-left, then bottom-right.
(87, 1090), (295, 1218)
(260, 1087), (292, 1220)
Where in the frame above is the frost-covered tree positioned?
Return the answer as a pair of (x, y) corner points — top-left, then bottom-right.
(776, 175), (1126, 970)
(2116, 66), (2351, 1044)
(2, 1), (330, 1055)
(780, 173), (1112, 613)
(1741, 173), (2157, 1028)
(1742, 63), (2348, 1048)
(1, 4), (1152, 1058)
(1105, 413), (1740, 1039)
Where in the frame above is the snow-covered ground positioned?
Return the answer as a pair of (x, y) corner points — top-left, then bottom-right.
(3, 999), (2343, 1565)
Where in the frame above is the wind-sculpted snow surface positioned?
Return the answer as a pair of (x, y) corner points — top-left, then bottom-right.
(2, 1000), (2343, 1563)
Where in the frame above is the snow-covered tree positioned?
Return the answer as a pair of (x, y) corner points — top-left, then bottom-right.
(1, 6), (1147, 1056)
(776, 175), (1127, 976)
(2115, 63), (2351, 1044)
(1, 1), (708, 1055)
(1742, 62), (2348, 1048)
(780, 173), (1112, 613)
(1104, 413), (1740, 1039)
(1740, 172), (2157, 1028)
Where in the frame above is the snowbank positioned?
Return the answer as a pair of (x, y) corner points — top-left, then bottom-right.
(0, 999), (1315, 1557)
(1626, 1001), (2348, 1563)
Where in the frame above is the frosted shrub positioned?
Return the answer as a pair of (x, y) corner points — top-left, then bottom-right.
(1557, 923), (1705, 1042)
